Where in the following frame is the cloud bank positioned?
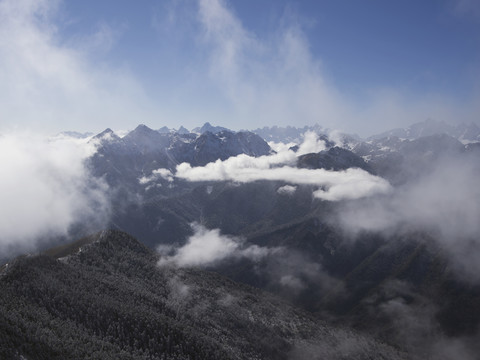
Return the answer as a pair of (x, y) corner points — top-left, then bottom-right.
(0, 133), (109, 255)
(337, 154), (480, 240)
(173, 139), (391, 201)
(335, 152), (480, 279)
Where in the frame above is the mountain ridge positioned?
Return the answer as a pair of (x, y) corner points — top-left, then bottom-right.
(0, 230), (410, 360)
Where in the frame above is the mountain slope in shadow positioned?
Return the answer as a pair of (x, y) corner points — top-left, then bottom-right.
(0, 230), (409, 360)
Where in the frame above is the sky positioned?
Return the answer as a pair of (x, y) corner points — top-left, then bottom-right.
(0, 0), (479, 136)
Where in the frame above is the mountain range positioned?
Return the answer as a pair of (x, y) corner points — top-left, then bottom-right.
(2, 118), (480, 359)
(367, 118), (480, 143)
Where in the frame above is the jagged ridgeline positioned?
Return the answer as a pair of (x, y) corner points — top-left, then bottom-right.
(0, 230), (408, 360)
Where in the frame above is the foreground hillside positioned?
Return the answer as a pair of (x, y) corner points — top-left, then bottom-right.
(0, 230), (408, 360)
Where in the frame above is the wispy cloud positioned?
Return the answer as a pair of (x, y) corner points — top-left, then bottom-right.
(158, 0), (480, 135)
(0, 0), (157, 133)
(1, 0), (478, 135)
(196, 0), (348, 131)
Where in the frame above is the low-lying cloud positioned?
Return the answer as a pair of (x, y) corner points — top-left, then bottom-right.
(296, 131), (327, 155)
(0, 132), (109, 255)
(174, 153), (391, 202)
(277, 185), (297, 195)
(139, 168), (174, 185)
(158, 222), (278, 267)
(337, 154), (480, 239)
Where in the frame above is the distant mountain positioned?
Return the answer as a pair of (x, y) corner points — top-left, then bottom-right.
(0, 230), (408, 360)
(177, 125), (190, 134)
(369, 118), (480, 143)
(92, 127), (121, 142)
(157, 126), (190, 134)
(89, 125), (176, 190)
(123, 124), (173, 152)
(157, 126), (172, 133)
(192, 122), (230, 134)
(171, 130), (272, 166)
(89, 124), (271, 190)
(251, 124), (360, 147)
(352, 133), (467, 184)
(297, 146), (373, 173)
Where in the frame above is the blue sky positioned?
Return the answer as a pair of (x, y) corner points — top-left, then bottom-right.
(0, 0), (479, 136)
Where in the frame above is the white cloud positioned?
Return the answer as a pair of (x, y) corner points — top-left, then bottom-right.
(277, 185), (297, 195)
(296, 131), (326, 155)
(2, 0), (476, 136)
(158, 222), (277, 267)
(192, 0), (480, 135)
(139, 168), (174, 185)
(312, 173), (392, 202)
(268, 141), (297, 153)
(0, 132), (109, 254)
